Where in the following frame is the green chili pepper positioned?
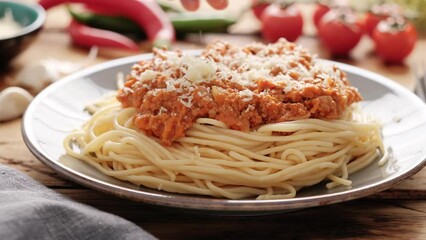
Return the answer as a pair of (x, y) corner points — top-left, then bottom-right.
(169, 14), (236, 35)
(67, 7), (236, 38)
(157, 2), (181, 13)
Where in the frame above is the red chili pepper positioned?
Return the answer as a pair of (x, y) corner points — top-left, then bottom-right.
(82, 4), (122, 16)
(68, 19), (139, 51)
(39, 0), (175, 48)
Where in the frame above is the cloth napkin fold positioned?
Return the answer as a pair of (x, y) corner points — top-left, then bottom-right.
(0, 165), (156, 240)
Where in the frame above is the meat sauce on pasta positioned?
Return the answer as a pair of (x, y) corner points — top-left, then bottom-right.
(117, 39), (362, 145)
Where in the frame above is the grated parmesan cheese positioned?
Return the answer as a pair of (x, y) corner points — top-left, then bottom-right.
(239, 89), (254, 102)
(159, 106), (168, 114)
(138, 70), (157, 81)
(181, 55), (217, 83)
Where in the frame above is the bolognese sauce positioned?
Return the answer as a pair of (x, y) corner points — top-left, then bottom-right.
(117, 39), (361, 145)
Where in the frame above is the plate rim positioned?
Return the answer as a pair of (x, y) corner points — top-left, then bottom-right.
(22, 51), (426, 212)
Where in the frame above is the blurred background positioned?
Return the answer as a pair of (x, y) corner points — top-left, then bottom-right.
(0, 0), (425, 106)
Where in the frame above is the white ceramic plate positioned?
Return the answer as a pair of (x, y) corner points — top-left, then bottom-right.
(22, 51), (426, 214)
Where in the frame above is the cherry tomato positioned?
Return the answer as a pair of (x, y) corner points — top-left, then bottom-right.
(318, 8), (363, 56)
(260, 3), (303, 43)
(362, 3), (402, 36)
(372, 17), (417, 63)
(313, 3), (330, 29)
(363, 13), (385, 36)
(252, 0), (270, 20)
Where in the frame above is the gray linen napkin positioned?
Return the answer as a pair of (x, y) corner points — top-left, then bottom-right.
(0, 165), (156, 240)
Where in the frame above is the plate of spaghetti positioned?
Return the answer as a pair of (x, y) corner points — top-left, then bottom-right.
(23, 39), (426, 213)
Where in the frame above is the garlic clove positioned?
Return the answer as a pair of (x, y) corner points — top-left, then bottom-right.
(0, 87), (34, 122)
(14, 62), (61, 93)
(43, 59), (79, 77)
(11, 47), (99, 94)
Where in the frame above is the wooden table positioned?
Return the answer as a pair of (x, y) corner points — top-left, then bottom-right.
(1, 5), (426, 239)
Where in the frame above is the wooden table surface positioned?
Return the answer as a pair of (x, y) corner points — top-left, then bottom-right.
(1, 5), (426, 239)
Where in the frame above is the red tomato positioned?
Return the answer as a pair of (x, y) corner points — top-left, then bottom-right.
(318, 8), (363, 56)
(362, 3), (402, 36)
(252, 0), (270, 20)
(313, 3), (330, 29)
(372, 17), (417, 63)
(363, 13), (385, 36)
(260, 4), (303, 43)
